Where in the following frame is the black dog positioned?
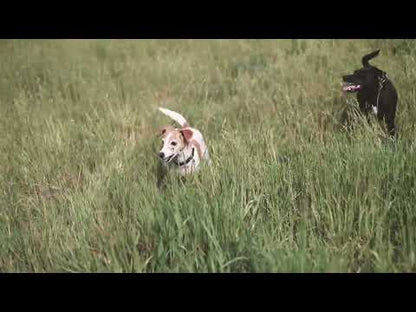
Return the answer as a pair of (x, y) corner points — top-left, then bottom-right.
(342, 49), (398, 137)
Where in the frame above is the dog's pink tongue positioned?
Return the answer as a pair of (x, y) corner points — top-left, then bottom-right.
(343, 85), (360, 92)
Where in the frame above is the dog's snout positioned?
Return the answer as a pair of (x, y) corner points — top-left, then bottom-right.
(159, 152), (165, 159)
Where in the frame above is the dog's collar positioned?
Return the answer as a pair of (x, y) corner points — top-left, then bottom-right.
(172, 148), (195, 166)
(378, 73), (387, 89)
(375, 73), (388, 111)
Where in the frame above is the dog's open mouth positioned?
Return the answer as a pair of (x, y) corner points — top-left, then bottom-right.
(342, 82), (361, 93)
(164, 154), (176, 163)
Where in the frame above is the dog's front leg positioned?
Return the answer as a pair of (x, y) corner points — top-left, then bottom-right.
(384, 116), (397, 138)
(156, 162), (167, 190)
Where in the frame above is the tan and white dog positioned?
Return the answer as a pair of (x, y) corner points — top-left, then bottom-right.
(158, 107), (209, 176)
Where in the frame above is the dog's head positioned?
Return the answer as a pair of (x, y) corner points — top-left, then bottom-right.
(158, 126), (194, 163)
(342, 49), (385, 93)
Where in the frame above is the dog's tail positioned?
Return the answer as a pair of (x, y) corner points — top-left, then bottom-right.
(158, 107), (189, 127)
(362, 49), (380, 67)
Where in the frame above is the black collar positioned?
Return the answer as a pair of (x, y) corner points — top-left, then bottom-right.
(375, 73), (388, 109)
(378, 73), (387, 89)
(172, 148), (195, 166)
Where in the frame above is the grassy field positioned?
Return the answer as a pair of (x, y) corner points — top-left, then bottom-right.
(1, 39), (416, 272)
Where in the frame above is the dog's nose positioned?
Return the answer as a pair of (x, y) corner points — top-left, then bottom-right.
(159, 152), (165, 159)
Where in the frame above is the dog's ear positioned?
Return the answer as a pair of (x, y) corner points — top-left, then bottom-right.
(180, 128), (193, 143)
(159, 126), (170, 137)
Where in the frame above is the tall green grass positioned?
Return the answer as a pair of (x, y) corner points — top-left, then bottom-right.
(1, 39), (416, 272)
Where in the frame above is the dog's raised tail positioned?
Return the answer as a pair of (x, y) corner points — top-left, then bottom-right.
(362, 49), (380, 67)
(158, 107), (189, 127)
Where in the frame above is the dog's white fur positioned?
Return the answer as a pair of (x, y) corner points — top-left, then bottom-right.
(158, 107), (209, 176)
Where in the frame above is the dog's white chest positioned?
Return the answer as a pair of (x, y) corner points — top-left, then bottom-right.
(179, 154), (200, 176)
(164, 145), (203, 176)
(366, 101), (378, 115)
(174, 149), (201, 176)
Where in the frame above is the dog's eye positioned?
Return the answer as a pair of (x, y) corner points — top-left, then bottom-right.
(171, 141), (177, 146)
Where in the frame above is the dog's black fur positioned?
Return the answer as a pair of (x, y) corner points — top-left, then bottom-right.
(342, 49), (398, 137)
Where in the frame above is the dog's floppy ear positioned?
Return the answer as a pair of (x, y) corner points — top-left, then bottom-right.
(180, 128), (193, 143)
(362, 49), (380, 67)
